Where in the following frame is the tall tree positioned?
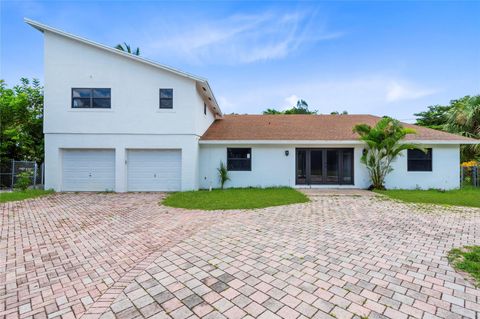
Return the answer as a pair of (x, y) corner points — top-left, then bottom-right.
(284, 99), (317, 114)
(414, 104), (452, 130)
(414, 95), (480, 161)
(353, 117), (422, 190)
(115, 42), (140, 55)
(444, 95), (480, 160)
(0, 78), (44, 162)
(262, 99), (317, 115)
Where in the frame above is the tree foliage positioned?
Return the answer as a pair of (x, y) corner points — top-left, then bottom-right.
(330, 110), (348, 115)
(262, 99), (350, 115)
(15, 170), (33, 191)
(263, 108), (283, 115)
(415, 95), (480, 161)
(353, 117), (421, 190)
(115, 42), (140, 55)
(414, 105), (453, 130)
(444, 95), (480, 161)
(263, 99), (317, 115)
(0, 78), (44, 162)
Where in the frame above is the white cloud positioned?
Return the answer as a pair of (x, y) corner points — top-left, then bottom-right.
(143, 10), (343, 65)
(385, 81), (437, 102)
(283, 95), (299, 109)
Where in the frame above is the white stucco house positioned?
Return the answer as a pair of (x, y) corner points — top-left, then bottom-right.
(26, 19), (478, 192)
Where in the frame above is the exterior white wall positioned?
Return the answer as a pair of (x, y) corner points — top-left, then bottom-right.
(42, 30), (217, 191)
(199, 144), (460, 190)
(45, 134), (200, 192)
(44, 31), (215, 136)
(199, 144), (370, 189)
(194, 91), (216, 138)
(385, 144), (460, 190)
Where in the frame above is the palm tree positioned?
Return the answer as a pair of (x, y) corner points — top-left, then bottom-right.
(284, 99), (317, 114)
(353, 117), (422, 190)
(115, 42), (140, 55)
(444, 95), (480, 161)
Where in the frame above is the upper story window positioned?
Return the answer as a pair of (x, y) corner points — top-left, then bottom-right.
(72, 88), (111, 108)
(204, 103), (207, 115)
(227, 148), (251, 171)
(407, 148), (432, 171)
(159, 89), (173, 109)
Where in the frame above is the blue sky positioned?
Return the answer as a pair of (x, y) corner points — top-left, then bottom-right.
(1, 1), (479, 121)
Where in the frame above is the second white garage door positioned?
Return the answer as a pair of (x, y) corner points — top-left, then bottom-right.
(127, 149), (182, 191)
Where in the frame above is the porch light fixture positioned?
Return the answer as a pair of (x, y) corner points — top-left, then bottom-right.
(285, 150), (289, 156)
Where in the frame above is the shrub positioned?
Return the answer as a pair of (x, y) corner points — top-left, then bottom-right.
(217, 161), (230, 189)
(15, 170), (33, 191)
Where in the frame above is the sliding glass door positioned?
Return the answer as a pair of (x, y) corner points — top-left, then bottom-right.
(296, 148), (354, 185)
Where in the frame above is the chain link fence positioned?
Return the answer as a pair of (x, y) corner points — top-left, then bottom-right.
(461, 166), (479, 187)
(0, 160), (44, 190)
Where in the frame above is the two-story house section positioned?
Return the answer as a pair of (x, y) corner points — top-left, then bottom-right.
(26, 19), (222, 192)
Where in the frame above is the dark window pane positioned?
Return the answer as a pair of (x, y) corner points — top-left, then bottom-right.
(160, 99), (173, 109)
(72, 88), (111, 108)
(342, 150), (353, 184)
(92, 98), (111, 108)
(227, 148), (250, 159)
(160, 89), (173, 109)
(408, 149), (432, 171)
(93, 88), (111, 98)
(408, 161), (432, 171)
(408, 149), (432, 160)
(310, 150), (323, 183)
(227, 159), (251, 171)
(72, 98), (91, 108)
(72, 88), (92, 98)
(160, 89), (173, 98)
(296, 150), (307, 184)
(326, 150), (339, 183)
(227, 148), (251, 171)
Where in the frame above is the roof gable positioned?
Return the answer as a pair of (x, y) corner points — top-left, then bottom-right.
(25, 18), (222, 117)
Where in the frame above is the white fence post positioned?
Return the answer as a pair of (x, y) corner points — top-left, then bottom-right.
(33, 162), (38, 189)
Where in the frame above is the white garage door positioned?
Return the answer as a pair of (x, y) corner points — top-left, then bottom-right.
(127, 149), (181, 191)
(62, 149), (115, 191)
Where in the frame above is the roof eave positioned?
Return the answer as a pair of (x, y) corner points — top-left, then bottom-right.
(199, 139), (479, 145)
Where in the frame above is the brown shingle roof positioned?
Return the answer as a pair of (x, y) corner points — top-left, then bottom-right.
(200, 114), (478, 142)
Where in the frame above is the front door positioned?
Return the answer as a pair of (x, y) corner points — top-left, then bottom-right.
(296, 148), (354, 185)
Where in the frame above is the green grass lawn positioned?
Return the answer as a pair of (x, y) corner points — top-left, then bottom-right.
(163, 187), (309, 210)
(448, 246), (480, 286)
(0, 189), (54, 203)
(375, 187), (480, 208)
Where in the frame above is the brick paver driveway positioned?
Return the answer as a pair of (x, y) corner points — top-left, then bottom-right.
(1, 193), (480, 319)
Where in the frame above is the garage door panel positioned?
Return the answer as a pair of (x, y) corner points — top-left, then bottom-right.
(127, 150), (181, 191)
(62, 149), (115, 191)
